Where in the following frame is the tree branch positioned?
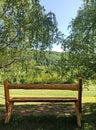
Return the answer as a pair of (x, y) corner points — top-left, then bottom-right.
(0, 34), (18, 51)
(0, 59), (16, 69)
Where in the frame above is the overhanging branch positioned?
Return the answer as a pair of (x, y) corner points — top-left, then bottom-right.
(0, 34), (18, 51)
(0, 59), (16, 69)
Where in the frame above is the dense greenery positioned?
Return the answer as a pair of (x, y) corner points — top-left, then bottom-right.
(61, 0), (96, 81)
(0, 0), (63, 69)
(0, 0), (96, 84)
(0, 0), (63, 83)
(0, 51), (63, 84)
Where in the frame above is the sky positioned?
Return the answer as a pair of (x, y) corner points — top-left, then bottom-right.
(40, 0), (83, 52)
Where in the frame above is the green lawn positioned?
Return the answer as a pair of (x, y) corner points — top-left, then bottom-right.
(0, 84), (96, 130)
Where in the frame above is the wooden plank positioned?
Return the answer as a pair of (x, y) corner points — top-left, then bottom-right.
(78, 78), (82, 113)
(75, 102), (81, 127)
(4, 80), (10, 112)
(8, 84), (78, 90)
(9, 97), (78, 102)
(5, 102), (14, 124)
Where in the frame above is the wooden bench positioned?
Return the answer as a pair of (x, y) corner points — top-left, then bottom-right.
(4, 78), (82, 127)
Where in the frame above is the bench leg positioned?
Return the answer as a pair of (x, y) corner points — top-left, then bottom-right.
(5, 102), (14, 124)
(75, 102), (81, 127)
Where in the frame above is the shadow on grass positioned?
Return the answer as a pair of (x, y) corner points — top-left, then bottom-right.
(0, 103), (96, 130)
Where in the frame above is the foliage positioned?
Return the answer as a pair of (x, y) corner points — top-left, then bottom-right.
(1, 0), (96, 83)
(0, 0), (63, 69)
(0, 50), (63, 84)
(61, 0), (96, 81)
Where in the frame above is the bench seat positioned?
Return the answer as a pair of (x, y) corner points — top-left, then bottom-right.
(10, 97), (78, 102)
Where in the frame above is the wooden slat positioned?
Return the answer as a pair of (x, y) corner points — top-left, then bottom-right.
(10, 97), (78, 102)
(78, 78), (82, 112)
(8, 84), (78, 90)
(4, 80), (10, 112)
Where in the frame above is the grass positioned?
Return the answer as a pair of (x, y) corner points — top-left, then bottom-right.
(0, 103), (96, 130)
(0, 83), (96, 130)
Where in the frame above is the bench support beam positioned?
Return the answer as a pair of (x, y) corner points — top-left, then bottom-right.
(75, 102), (81, 127)
(5, 102), (14, 124)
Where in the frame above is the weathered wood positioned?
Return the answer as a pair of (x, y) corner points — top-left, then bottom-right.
(75, 102), (81, 127)
(78, 78), (82, 113)
(8, 83), (78, 90)
(4, 78), (82, 127)
(4, 80), (9, 112)
(9, 97), (78, 102)
(5, 102), (14, 124)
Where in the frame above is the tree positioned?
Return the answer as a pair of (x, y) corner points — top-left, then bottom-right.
(0, 0), (63, 69)
(62, 0), (96, 80)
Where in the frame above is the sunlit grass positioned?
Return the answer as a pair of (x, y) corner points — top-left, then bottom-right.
(83, 97), (96, 103)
